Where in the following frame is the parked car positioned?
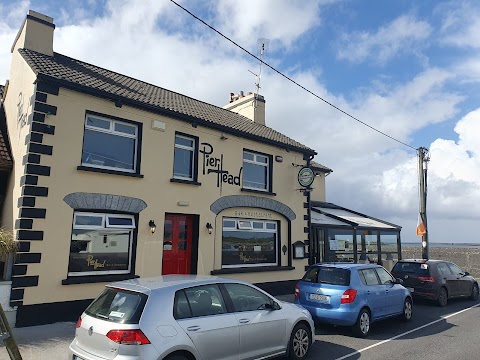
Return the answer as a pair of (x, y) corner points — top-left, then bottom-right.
(391, 259), (479, 306)
(294, 263), (412, 337)
(69, 275), (314, 360)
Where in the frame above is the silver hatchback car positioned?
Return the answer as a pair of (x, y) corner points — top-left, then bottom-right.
(69, 275), (315, 360)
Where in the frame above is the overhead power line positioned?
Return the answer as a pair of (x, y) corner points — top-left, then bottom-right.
(169, 0), (418, 151)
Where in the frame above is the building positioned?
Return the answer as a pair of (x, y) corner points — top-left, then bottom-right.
(0, 11), (328, 326)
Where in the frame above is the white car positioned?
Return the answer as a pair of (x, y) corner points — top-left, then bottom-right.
(69, 275), (315, 360)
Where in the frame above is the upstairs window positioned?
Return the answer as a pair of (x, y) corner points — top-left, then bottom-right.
(242, 150), (270, 191)
(173, 134), (197, 181)
(81, 113), (139, 173)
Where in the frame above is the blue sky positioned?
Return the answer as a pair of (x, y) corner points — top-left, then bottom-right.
(1, 0), (479, 244)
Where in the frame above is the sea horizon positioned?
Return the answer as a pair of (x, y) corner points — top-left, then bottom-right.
(401, 242), (480, 249)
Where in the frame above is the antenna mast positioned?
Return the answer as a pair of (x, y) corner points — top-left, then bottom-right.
(249, 38), (269, 98)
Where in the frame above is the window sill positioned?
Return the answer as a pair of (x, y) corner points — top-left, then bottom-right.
(170, 178), (201, 186)
(241, 188), (276, 196)
(62, 273), (139, 285)
(77, 166), (144, 178)
(211, 266), (294, 275)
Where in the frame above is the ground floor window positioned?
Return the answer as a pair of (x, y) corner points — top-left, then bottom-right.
(222, 218), (278, 268)
(68, 212), (135, 276)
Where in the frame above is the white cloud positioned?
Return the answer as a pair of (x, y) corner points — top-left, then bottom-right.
(1, 1), (478, 245)
(214, 0), (330, 49)
(438, 0), (480, 49)
(337, 15), (432, 65)
(353, 109), (480, 242)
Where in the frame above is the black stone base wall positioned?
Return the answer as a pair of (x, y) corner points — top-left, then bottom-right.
(15, 299), (93, 327)
(254, 279), (298, 296)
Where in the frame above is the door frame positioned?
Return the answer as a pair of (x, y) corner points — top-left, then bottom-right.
(162, 213), (199, 275)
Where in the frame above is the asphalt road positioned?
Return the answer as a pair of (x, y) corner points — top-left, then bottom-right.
(1, 296), (479, 360)
(303, 297), (480, 360)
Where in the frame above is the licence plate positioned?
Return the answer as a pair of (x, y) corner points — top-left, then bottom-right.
(408, 287), (414, 293)
(309, 293), (330, 303)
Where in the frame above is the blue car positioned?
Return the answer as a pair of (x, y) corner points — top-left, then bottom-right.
(295, 263), (412, 337)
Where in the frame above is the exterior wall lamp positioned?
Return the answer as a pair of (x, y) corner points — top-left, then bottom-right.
(149, 220), (156, 234)
(206, 222), (213, 235)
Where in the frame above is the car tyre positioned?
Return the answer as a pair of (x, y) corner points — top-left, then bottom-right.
(165, 355), (188, 360)
(288, 323), (311, 360)
(437, 287), (448, 307)
(401, 298), (413, 321)
(470, 283), (479, 301)
(353, 308), (370, 338)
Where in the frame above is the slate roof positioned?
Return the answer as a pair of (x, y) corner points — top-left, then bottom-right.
(19, 49), (316, 154)
(0, 86), (14, 171)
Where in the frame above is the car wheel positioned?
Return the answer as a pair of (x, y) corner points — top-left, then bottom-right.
(401, 298), (413, 321)
(353, 308), (370, 338)
(288, 323), (311, 360)
(437, 287), (448, 307)
(470, 283), (479, 301)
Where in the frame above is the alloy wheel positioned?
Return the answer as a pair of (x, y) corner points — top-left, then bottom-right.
(359, 311), (370, 335)
(403, 299), (413, 320)
(292, 327), (309, 359)
(471, 284), (479, 301)
(438, 288), (448, 307)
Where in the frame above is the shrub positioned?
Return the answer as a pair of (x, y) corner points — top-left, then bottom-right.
(0, 228), (18, 258)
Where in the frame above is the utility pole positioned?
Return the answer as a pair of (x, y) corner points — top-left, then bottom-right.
(417, 147), (430, 259)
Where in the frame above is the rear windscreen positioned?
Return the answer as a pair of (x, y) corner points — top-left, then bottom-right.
(302, 267), (350, 286)
(85, 288), (147, 324)
(392, 262), (430, 276)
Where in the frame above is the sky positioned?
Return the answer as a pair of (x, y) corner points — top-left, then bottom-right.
(1, 0), (479, 245)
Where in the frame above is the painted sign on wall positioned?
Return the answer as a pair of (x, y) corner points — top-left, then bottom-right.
(200, 142), (242, 189)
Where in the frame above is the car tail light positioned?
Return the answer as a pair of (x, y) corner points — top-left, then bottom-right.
(418, 276), (435, 282)
(76, 317), (82, 328)
(294, 282), (300, 299)
(106, 330), (151, 345)
(340, 289), (357, 304)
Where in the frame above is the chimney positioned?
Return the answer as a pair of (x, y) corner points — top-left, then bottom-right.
(11, 10), (55, 56)
(224, 91), (266, 126)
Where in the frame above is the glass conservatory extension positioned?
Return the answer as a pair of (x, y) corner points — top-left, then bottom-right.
(309, 202), (402, 269)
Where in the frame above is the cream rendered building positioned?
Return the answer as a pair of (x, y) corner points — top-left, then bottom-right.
(0, 11), (332, 326)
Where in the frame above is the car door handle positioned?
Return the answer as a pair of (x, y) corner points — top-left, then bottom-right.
(187, 326), (201, 331)
(238, 319), (250, 324)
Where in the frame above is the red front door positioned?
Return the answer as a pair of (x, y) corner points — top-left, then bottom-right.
(162, 214), (193, 275)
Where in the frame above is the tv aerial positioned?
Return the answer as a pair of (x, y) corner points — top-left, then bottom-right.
(248, 38), (270, 98)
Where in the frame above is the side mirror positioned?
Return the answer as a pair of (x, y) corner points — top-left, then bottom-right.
(464, 272), (470, 276)
(395, 278), (404, 285)
(265, 301), (281, 310)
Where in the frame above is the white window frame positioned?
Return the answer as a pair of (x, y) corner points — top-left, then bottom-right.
(69, 211), (135, 276)
(82, 114), (138, 173)
(106, 215), (136, 229)
(173, 134), (196, 180)
(222, 218), (278, 268)
(242, 150), (270, 191)
(73, 212), (105, 228)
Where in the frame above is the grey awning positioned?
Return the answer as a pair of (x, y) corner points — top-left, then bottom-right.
(311, 202), (401, 230)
